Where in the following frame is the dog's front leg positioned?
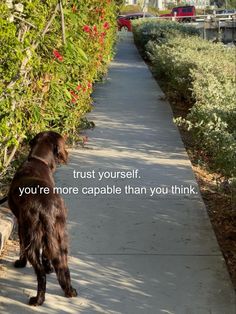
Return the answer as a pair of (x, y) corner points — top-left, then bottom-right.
(14, 225), (27, 268)
(29, 269), (46, 306)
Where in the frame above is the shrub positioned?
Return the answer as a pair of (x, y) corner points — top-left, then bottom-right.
(0, 0), (119, 175)
(133, 20), (236, 178)
(120, 4), (141, 14)
(132, 19), (200, 55)
(146, 6), (159, 16)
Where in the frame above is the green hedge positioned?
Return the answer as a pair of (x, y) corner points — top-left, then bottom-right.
(133, 19), (200, 55)
(133, 20), (236, 178)
(0, 0), (119, 175)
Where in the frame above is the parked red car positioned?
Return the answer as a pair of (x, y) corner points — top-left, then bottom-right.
(160, 6), (196, 22)
(117, 13), (154, 31)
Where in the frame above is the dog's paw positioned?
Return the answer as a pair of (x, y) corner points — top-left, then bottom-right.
(29, 296), (45, 306)
(14, 258), (27, 268)
(65, 287), (78, 298)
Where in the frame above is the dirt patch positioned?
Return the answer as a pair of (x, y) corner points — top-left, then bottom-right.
(193, 165), (236, 287)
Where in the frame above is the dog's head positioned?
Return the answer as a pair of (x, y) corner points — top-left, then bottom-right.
(29, 131), (68, 171)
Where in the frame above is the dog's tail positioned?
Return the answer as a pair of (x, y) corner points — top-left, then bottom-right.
(22, 207), (59, 262)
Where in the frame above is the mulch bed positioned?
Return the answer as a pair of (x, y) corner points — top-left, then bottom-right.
(192, 165), (236, 289)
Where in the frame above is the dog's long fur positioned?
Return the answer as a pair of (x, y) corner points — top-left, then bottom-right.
(8, 131), (77, 306)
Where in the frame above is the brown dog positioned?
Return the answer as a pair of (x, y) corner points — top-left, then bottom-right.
(8, 131), (77, 306)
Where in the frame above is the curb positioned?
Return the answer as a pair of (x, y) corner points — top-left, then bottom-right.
(0, 202), (15, 255)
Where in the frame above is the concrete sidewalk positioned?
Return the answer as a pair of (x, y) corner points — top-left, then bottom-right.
(0, 33), (235, 313)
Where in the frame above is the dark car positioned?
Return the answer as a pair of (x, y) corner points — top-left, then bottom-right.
(117, 13), (155, 31)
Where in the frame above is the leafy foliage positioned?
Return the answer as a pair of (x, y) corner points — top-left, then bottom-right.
(133, 19), (236, 178)
(0, 0), (119, 175)
(132, 19), (200, 55)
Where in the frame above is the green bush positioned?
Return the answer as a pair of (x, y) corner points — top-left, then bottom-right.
(132, 19), (200, 55)
(133, 20), (236, 178)
(0, 0), (119, 175)
(120, 4), (141, 14)
(146, 6), (159, 16)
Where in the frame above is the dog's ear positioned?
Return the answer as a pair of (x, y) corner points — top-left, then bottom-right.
(53, 145), (59, 156)
(29, 132), (45, 148)
(53, 142), (68, 164)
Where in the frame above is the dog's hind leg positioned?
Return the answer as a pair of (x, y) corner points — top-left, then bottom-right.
(52, 253), (77, 298)
(42, 251), (53, 274)
(14, 225), (27, 268)
(27, 249), (46, 306)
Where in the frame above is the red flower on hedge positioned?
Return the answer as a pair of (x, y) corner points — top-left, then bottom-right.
(99, 36), (104, 45)
(83, 25), (91, 33)
(103, 22), (110, 30)
(76, 84), (82, 91)
(93, 25), (98, 33)
(70, 90), (78, 103)
(87, 82), (92, 89)
(53, 49), (63, 62)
